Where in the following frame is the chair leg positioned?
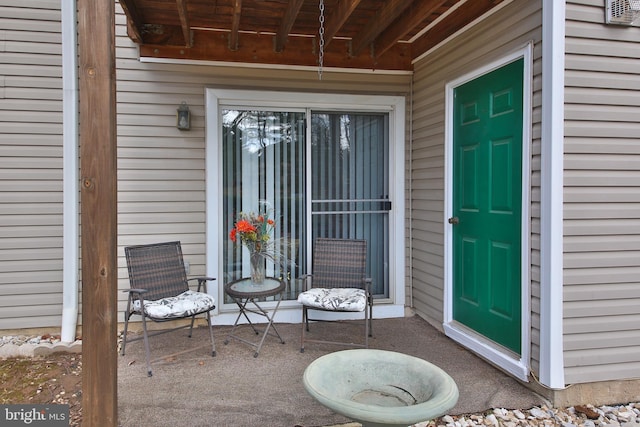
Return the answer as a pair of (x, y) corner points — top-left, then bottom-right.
(140, 315), (153, 377)
(364, 305), (369, 349)
(120, 312), (130, 356)
(121, 296), (135, 356)
(300, 306), (307, 353)
(206, 311), (216, 357)
(188, 313), (196, 338)
(368, 297), (373, 337)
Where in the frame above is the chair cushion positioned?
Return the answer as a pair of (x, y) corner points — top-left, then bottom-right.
(297, 288), (367, 312)
(133, 290), (216, 320)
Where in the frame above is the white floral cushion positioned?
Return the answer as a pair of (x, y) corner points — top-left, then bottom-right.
(133, 290), (216, 320)
(297, 288), (367, 312)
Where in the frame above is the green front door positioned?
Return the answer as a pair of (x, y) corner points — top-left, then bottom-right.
(452, 59), (524, 353)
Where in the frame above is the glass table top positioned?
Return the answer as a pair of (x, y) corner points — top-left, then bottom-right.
(224, 277), (286, 298)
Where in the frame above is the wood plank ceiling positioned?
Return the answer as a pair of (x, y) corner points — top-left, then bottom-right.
(119, 0), (506, 71)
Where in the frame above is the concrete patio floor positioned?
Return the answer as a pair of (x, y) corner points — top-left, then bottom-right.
(117, 313), (547, 427)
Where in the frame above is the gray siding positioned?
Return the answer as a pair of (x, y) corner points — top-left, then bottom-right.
(563, 0), (640, 384)
(0, 0), (64, 329)
(410, 0), (544, 370)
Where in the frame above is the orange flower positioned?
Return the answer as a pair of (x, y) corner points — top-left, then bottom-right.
(229, 228), (237, 242)
(235, 219), (256, 233)
(267, 219), (274, 225)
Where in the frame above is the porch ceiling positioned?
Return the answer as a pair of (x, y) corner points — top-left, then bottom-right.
(119, 0), (506, 71)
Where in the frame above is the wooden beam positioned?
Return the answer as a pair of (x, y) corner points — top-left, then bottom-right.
(274, 0), (304, 52)
(411, 0), (504, 60)
(229, 0), (242, 51)
(140, 29), (412, 71)
(78, 0), (118, 425)
(176, 0), (192, 47)
(320, 0), (362, 48)
(351, 0), (414, 57)
(118, 0), (144, 43)
(374, 0), (450, 58)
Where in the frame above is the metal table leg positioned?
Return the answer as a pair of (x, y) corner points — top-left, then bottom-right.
(223, 296), (285, 356)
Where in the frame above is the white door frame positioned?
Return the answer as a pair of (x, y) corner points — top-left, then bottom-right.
(443, 45), (533, 381)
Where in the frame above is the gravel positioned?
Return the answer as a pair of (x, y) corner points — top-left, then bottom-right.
(424, 403), (640, 427)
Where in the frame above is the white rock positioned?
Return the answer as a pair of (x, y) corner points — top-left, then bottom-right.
(529, 407), (551, 419)
(493, 408), (507, 418)
(484, 414), (499, 427)
(617, 411), (635, 422)
(513, 410), (526, 420)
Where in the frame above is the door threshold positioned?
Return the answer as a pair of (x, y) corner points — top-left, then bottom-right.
(444, 320), (529, 381)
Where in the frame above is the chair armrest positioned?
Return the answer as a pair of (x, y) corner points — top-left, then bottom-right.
(363, 278), (372, 294)
(123, 288), (148, 295)
(298, 274), (313, 291)
(122, 289), (149, 312)
(188, 276), (216, 293)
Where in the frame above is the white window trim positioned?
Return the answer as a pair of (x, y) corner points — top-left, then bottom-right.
(205, 89), (406, 325)
(443, 44), (533, 382)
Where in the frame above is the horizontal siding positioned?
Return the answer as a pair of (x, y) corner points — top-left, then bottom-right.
(410, 0), (543, 368)
(563, 0), (640, 384)
(0, 1), (64, 330)
(112, 3), (412, 317)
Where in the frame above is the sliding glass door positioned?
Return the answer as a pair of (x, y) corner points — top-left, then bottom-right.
(216, 95), (398, 305)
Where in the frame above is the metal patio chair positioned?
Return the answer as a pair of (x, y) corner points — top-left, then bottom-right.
(121, 241), (216, 376)
(297, 238), (373, 352)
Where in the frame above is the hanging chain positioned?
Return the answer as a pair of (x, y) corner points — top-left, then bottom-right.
(318, 0), (325, 80)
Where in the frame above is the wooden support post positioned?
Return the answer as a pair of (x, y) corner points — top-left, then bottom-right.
(78, 0), (118, 425)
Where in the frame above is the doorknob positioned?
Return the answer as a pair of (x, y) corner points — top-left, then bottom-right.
(448, 217), (459, 225)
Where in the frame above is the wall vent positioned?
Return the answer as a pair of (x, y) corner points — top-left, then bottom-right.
(606, 0), (640, 25)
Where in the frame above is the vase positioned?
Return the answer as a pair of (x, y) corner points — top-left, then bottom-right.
(249, 252), (266, 285)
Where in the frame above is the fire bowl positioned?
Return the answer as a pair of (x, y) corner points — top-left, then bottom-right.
(303, 349), (459, 427)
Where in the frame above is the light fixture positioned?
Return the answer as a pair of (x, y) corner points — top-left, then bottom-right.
(606, 0), (640, 25)
(176, 101), (191, 130)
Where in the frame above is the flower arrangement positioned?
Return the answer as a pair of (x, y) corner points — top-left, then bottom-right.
(229, 208), (287, 283)
(229, 210), (275, 254)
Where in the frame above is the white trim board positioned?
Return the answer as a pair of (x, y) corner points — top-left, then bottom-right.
(538, 0), (566, 390)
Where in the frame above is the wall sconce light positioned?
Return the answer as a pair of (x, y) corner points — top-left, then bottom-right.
(176, 101), (191, 130)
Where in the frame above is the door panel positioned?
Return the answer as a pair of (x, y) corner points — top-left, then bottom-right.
(310, 112), (390, 297)
(222, 110), (307, 301)
(452, 59), (523, 353)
